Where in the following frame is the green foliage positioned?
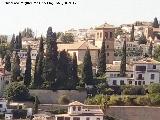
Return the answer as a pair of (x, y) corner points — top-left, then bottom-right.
(97, 40), (106, 76)
(12, 109), (27, 119)
(135, 95), (151, 106)
(153, 45), (160, 61)
(130, 24), (135, 41)
(120, 40), (126, 77)
(138, 33), (147, 44)
(152, 17), (159, 28)
(122, 96), (135, 106)
(5, 82), (30, 101)
(4, 53), (11, 72)
(82, 49), (94, 85)
(148, 41), (153, 58)
(60, 33), (74, 43)
(149, 93), (160, 105)
(58, 95), (70, 105)
(148, 83), (160, 94)
(122, 85), (145, 95)
(108, 95), (123, 106)
(106, 88), (114, 95)
(48, 109), (67, 114)
(24, 46), (32, 87)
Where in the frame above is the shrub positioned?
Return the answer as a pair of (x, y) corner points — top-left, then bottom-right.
(122, 85), (145, 95)
(5, 82), (30, 101)
(58, 95), (70, 105)
(105, 88), (114, 95)
(108, 95), (123, 106)
(149, 93), (160, 106)
(12, 109), (27, 119)
(122, 96), (135, 106)
(148, 83), (160, 94)
(135, 95), (151, 106)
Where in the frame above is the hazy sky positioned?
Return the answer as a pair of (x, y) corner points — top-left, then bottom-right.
(0, 0), (159, 36)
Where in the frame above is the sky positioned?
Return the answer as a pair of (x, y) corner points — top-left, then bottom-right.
(0, 0), (159, 36)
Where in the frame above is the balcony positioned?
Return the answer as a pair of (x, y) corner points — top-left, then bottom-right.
(136, 77), (144, 80)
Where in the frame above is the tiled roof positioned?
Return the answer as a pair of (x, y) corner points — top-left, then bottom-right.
(107, 64), (133, 72)
(134, 58), (160, 64)
(58, 41), (99, 51)
(69, 101), (84, 106)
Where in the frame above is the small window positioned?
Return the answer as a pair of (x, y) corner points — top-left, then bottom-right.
(113, 80), (117, 85)
(0, 104), (3, 108)
(110, 32), (113, 38)
(143, 81), (145, 85)
(97, 118), (100, 120)
(107, 45), (109, 48)
(135, 81), (137, 85)
(138, 81), (141, 85)
(105, 32), (108, 39)
(153, 65), (156, 69)
(151, 74), (155, 80)
(100, 32), (102, 38)
(107, 53), (109, 56)
(86, 117), (90, 120)
(73, 106), (76, 111)
(131, 74), (133, 77)
(120, 80), (124, 85)
(129, 81), (132, 85)
(78, 107), (81, 111)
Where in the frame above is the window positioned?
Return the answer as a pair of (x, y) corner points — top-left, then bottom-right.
(97, 33), (99, 38)
(107, 45), (109, 48)
(151, 74), (155, 80)
(143, 81), (145, 85)
(135, 81), (137, 85)
(107, 53), (109, 56)
(113, 80), (117, 85)
(73, 106), (76, 111)
(100, 32), (102, 38)
(57, 117), (64, 120)
(65, 117), (70, 120)
(135, 66), (146, 71)
(137, 74), (143, 80)
(86, 117), (90, 120)
(153, 65), (156, 69)
(129, 81), (132, 85)
(0, 104), (2, 108)
(120, 80), (124, 85)
(97, 118), (100, 120)
(78, 107), (81, 111)
(110, 32), (113, 38)
(110, 74), (113, 77)
(138, 81), (141, 85)
(105, 32), (108, 39)
(73, 117), (80, 120)
(131, 74), (133, 77)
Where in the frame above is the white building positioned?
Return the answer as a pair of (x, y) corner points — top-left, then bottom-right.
(55, 101), (104, 120)
(17, 50), (38, 60)
(107, 58), (160, 86)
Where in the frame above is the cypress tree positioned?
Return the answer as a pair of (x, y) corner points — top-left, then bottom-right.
(72, 52), (78, 89)
(130, 24), (135, 41)
(97, 40), (106, 76)
(82, 48), (94, 85)
(11, 52), (21, 81)
(18, 33), (22, 49)
(152, 17), (159, 28)
(4, 53), (11, 72)
(120, 40), (126, 77)
(43, 27), (58, 88)
(24, 46), (32, 87)
(14, 35), (19, 51)
(33, 96), (39, 114)
(148, 41), (153, 58)
(33, 54), (39, 88)
(10, 34), (15, 52)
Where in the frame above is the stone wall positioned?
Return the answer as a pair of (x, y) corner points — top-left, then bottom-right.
(29, 90), (87, 104)
(106, 106), (160, 120)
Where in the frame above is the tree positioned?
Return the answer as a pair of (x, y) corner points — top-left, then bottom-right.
(21, 28), (34, 38)
(152, 17), (159, 28)
(120, 40), (126, 77)
(130, 24), (135, 41)
(33, 96), (39, 114)
(72, 52), (79, 89)
(81, 48), (94, 85)
(148, 41), (153, 58)
(60, 33), (74, 43)
(4, 53), (11, 72)
(24, 46), (32, 87)
(97, 40), (106, 76)
(10, 34), (15, 52)
(5, 82), (30, 101)
(34, 36), (44, 88)
(11, 52), (21, 81)
(138, 33), (147, 44)
(43, 27), (58, 88)
(153, 45), (160, 61)
(18, 33), (22, 49)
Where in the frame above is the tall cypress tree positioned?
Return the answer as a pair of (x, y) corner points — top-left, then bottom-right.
(148, 41), (153, 58)
(43, 27), (58, 88)
(153, 17), (159, 28)
(33, 54), (39, 88)
(35, 36), (44, 88)
(120, 40), (126, 77)
(18, 33), (22, 49)
(24, 46), (32, 87)
(130, 24), (135, 41)
(97, 40), (106, 76)
(72, 52), (78, 89)
(10, 34), (15, 52)
(4, 53), (11, 72)
(82, 48), (94, 86)
(14, 35), (19, 51)
(11, 52), (21, 81)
